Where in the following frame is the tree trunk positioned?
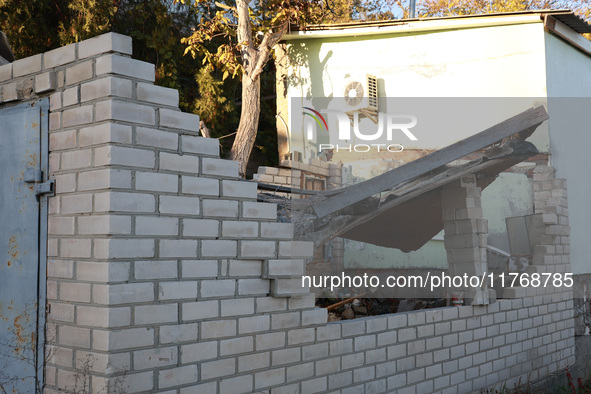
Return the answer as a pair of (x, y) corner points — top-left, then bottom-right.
(231, 0), (287, 176)
(230, 73), (260, 177)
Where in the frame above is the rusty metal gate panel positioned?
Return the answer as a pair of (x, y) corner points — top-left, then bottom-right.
(0, 99), (51, 393)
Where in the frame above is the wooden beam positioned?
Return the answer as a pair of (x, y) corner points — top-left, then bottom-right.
(312, 106), (548, 218)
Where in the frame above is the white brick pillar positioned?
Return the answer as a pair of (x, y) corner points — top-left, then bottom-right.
(530, 164), (577, 330)
(327, 163), (345, 274)
(531, 164), (570, 270)
(327, 163), (342, 190)
(441, 175), (489, 305)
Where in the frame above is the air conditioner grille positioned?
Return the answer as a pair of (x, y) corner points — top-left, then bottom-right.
(367, 74), (378, 111)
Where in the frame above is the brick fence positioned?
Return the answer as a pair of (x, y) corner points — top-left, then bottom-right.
(0, 33), (575, 393)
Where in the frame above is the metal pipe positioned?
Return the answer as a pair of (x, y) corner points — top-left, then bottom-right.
(276, 113), (290, 154)
(409, 0), (416, 18)
(256, 181), (321, 196)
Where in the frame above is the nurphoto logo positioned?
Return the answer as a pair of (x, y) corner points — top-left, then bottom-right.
(302, 107), (329, 133)
(302, 106), (419, 153)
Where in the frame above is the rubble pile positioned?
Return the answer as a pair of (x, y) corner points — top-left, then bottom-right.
(317, 297), (447, 321)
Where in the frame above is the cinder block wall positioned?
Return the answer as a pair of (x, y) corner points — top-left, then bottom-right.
(0, 33), (575, 393)
(253, 160), (342, 192)
(253, 161), (345, 278)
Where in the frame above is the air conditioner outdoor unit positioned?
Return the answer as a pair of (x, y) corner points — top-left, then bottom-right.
(341, 74), (379, 123)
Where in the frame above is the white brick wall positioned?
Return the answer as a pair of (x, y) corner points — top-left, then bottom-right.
(27, 32), (576, 394)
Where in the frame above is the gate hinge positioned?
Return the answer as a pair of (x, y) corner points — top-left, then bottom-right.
(36, 179), (55, 196)
(24, 168), (55, 197)
(45, 303), (51, 315)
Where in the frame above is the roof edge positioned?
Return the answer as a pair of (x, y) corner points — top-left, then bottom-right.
(544, 15), (591, 57)
(283, 10), (590, 40)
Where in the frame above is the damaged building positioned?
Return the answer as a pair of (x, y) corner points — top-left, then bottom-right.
(0, 9), (590, 394)
(268, 9), (591, 331)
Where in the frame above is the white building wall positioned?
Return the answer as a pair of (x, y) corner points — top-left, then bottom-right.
(287, 22), (550, 150)
(545, 31), (591, 275)
(285, 21), (555, 267)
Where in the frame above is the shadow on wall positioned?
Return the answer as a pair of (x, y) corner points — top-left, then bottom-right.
(285, 42), (333, 103)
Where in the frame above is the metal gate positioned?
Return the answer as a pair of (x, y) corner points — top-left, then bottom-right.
(0, 99), (52, 393)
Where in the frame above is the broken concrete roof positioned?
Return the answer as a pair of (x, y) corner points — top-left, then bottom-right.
(291, 106), (549, 252)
